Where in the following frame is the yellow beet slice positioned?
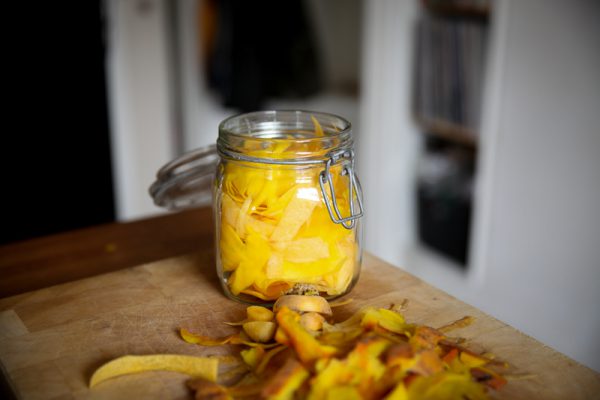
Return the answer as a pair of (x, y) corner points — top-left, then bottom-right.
(271, 189), (318, 242)
(180, 328), (243, 346)
(273, 237), (330, 263)
(240, 347), (265, 369)
(180, 328), (279, 349)
(361, 308), (408, 335)
(224, 306), (274, 326)
(241, 287), (284, 301)
(405, 373), (488, 400)
(229, 232), (271, 295)
(245, 215), (275, 238)
(220, 224), (244, 272)
(221, 194), (240, 227)
(459, 351), (488, 368)
(257, 183), (297, 219)
(235, 197), (252, 239)
(311, 115), (325, 137)
(296, 205), (350, 244)
(89, 354), (218, 387)
(278, 254), (345, 283)
(229, 261), (257, 296)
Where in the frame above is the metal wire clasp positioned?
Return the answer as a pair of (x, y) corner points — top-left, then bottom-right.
(319, 150), (364, 229)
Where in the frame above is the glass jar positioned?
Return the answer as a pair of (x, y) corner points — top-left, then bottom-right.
(150, 110), (364, 304)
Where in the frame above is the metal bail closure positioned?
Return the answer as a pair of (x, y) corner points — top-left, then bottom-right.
(319, 150), (364, 229)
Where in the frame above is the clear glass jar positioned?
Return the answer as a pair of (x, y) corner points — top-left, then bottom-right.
(150, 110), (364, 305)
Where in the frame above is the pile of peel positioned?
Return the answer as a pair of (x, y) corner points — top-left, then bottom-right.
(90, 296), (508, 399)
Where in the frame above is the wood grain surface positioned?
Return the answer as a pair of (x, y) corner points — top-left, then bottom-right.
(0, 251), (598, 400)
(0, 207), (213, 298)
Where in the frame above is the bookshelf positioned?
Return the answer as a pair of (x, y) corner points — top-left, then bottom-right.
(417, 116), (477, 148)
(413, 0), (490, 265)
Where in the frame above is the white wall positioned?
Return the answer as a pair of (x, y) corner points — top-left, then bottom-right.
(358, 0), (420, 266)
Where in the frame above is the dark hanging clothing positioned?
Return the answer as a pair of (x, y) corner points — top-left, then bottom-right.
(207, 0), (322, 111)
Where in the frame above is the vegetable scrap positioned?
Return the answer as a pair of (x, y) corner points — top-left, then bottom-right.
(181, 296), (508, 399)
(89, 296), (509, 399)
(219, 117), (359, 301)
(89, 355), (218, 387)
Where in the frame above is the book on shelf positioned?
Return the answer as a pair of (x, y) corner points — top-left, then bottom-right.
(414, 11), (488, 141)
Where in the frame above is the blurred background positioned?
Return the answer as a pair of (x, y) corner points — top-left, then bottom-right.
(3, 0), (599, 371)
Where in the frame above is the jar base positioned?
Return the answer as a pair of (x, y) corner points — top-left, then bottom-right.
(219, 277), (360, 307)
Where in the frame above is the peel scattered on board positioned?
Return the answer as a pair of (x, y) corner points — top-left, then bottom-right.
(177, 298), (509, 399)
(89, 298), (509, 399)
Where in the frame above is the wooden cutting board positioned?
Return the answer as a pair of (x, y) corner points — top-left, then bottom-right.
(0, 251), (598, 400)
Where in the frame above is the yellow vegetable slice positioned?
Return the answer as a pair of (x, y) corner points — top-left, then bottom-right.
(229, 261), (256, 295)
(230, 230), (272, 295)
(272, 237), (330, 263)
(361, 308), (408, 335)
(459, 351), (488, 368)
(235, 196), (253, 239)
(405, 373), (488, 400)
(89, 354), (218, 387)
(245, 214), (276, 238)
(240, 347), (265, 369)
(180, 328), (242, 346)
(259, 183), (299, 219)
(278, 250), (345, 282)
(241, 285), (290, 301)
(260, 357), (309, 400)
(180, 328), (279, 349)
(221, 194), (240, 227)
(224, 306), (273, 326)
(323, 240), (356, 294)
(220, 223), (244, 272)
(385, 382), (409, 400)
(271, 189), (318, 242)
(311, 115), (325, 137)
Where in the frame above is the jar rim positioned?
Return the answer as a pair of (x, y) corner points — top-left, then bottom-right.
(217, 110), (353, 163)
